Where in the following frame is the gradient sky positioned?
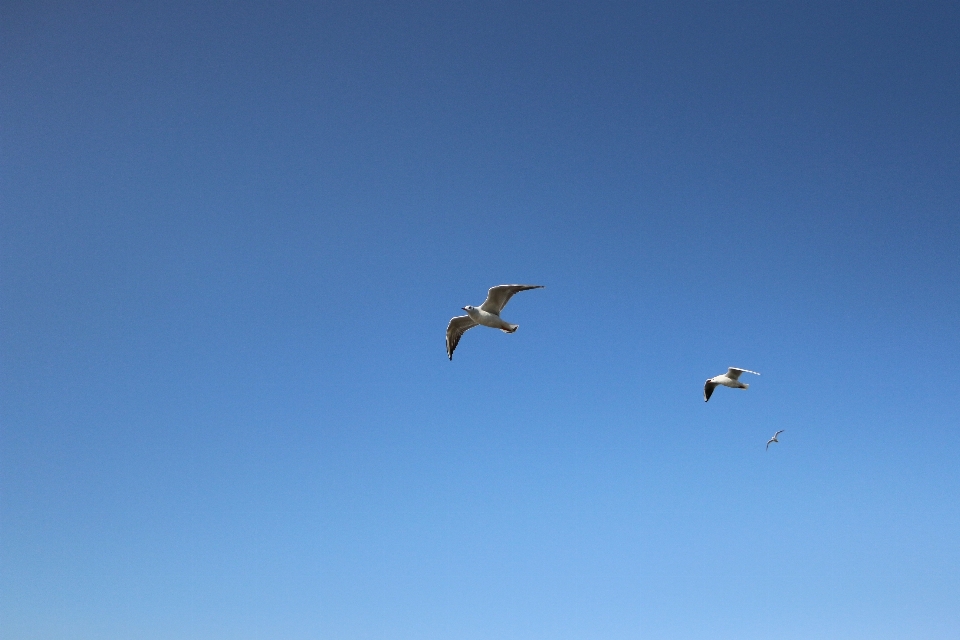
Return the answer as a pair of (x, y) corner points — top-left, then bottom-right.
(3, 2), (960, 639)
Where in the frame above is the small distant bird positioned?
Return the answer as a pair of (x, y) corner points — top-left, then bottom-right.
(766, 429), (784, 451)
(446, 284), (544, 360)
(703, 367), (760, 402)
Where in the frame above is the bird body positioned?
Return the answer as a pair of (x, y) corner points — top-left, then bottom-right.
(704, 367), (760, 401)
(465, 306), (518, 332)
(766, 429), (784, 450)
(446, 284), (544, 359)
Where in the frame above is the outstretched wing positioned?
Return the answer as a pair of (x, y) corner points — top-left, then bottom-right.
(775, 430), (784, 437)
(704, 381), (717, 402)
(726, 367), (760, 380)
(446, 315), (478, 360)
(479, 284), (544, 314)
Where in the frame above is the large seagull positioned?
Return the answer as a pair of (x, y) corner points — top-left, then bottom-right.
(703, 367), (760, 402)
(446, 284), (544, 360)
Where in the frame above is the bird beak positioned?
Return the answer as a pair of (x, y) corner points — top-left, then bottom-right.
(461, 306), (468, 311)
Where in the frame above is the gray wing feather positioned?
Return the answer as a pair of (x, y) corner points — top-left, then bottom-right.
(479, 284), (544, 314)
(446, 315), (478, 360)
(704, 381), (717, 402)
(726, 367), (760, 380)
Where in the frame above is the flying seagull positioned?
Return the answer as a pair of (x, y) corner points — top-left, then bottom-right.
(703, 367), (760, 402)
(446, 284), (544, 360)
(766, 429), (784, 451)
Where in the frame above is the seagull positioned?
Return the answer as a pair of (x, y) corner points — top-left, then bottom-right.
(766, 429), (784, 451)
(446, 284), (544, 360)
(703, 367), (760, 402)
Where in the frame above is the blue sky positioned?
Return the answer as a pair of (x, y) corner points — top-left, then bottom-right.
(2, 1), (960, 638)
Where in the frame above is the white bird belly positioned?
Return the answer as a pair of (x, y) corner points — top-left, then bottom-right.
(714, 376), (744, 389)
(468, 308), (510, 329)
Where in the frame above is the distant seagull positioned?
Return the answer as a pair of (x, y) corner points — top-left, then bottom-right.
(446, 284), (544, 360)
(766, 429), (784, 451)
(703, 367), (760, 402)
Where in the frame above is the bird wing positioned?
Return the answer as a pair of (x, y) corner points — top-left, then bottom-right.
(446, 315), (478, 360)
(766, 439), (773, 450)
(704, 381), (717, 402)
(479, 284), (544, 314)
(775, 430), (784, 437)
(726, 367), (760, 380)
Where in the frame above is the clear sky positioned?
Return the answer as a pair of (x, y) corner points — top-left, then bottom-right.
(2, 2), (960, 639)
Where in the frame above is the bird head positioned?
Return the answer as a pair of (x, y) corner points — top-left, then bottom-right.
(462, 305), (473, 311)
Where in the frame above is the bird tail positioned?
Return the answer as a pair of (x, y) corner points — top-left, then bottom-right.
(501, 324), (518, 333)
